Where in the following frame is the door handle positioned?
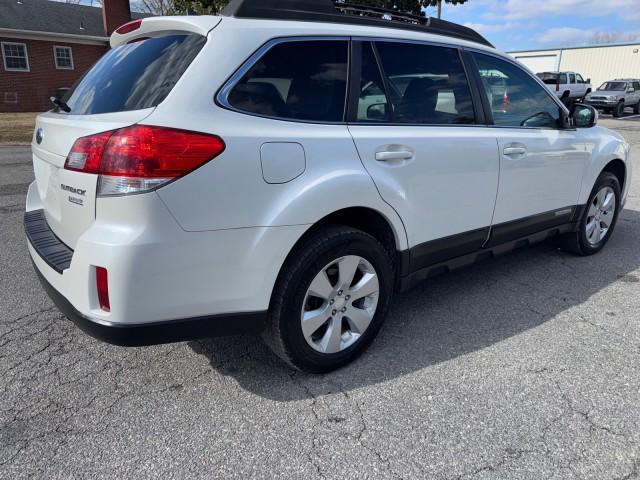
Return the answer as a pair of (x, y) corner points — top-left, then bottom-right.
(375, 147), (414, 162)
(503, 146), (527, 157)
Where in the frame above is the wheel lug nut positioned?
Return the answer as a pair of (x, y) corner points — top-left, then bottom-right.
(330, 299), (334, 305)
(332, 310), (337, 315)
(345, 295), (350, 300)
(341, 307), (347, 313)
(338, 290), (343, 296)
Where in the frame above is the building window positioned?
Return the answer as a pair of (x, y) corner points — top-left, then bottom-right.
(4, 92), (18, 104)
(1, 42), (29, 72)
(54, 46), (74, 70)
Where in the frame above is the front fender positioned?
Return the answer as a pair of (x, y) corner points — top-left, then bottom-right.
(577, 126), (631, 205)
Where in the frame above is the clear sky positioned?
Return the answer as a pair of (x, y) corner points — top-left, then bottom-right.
(431, 0), (640, 52)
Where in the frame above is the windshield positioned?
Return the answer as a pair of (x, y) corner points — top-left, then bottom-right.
(60, 34), (205, 115)
(598, 82), (627, 91)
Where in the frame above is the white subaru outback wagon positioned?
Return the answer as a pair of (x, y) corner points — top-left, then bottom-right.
(25, 0), (632, 372)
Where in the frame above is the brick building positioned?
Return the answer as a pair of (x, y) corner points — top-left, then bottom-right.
(0, 0), (145, 112)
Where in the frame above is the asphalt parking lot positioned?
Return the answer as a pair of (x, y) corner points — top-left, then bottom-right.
(1, 118), (639, 479)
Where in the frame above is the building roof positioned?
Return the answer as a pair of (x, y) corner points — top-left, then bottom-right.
(0, 0), (147, 39)
(508, 42), (640, 54)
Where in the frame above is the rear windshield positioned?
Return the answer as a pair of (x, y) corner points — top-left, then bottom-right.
(537, 73), (567, 85)
(61, 34), (205, 115)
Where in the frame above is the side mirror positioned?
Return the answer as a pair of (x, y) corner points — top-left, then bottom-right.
(570, 104), (598, 128)
(586, 78), (591, 84)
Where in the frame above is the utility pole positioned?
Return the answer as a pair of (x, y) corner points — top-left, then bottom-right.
(437, 0), (442, 19)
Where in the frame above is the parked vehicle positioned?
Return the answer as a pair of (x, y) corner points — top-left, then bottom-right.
(585, 79), (640, 117)
(25, 0), (632, 372)
(537, 71), (592, 102)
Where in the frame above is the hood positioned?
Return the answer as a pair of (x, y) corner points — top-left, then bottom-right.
(590, 90), (625, 97)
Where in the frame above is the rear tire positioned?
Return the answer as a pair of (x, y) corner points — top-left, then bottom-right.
(559, 172), (621, 256)
(264, 225), (394, 373)
(613, 101), (625, 117)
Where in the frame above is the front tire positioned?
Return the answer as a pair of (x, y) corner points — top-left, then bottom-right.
(634, 100), (640, 115)
(264, 226), (394, 373)
(613, 101), (625, 117)
(559, 172), (621, 256)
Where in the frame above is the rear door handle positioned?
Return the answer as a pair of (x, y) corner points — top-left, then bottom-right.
(503, 146), (527, 157)
(375, 146), (414, 162)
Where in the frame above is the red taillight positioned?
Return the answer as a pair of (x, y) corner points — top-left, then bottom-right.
(115, 19), (142, 35)
(96, 267), (110, 312)
(65, 130), (112, 174)
(100, 126), (225, 178)
(556, 82), (560, 92)
(64, 126), (225, 195)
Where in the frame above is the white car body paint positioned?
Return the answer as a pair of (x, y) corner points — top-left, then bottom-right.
(25, 13), (631, 337)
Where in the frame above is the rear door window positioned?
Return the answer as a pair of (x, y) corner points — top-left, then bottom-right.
(373, 41), (475, 124)
(62, 34), (206, 115)
(226, 40), (348, 122)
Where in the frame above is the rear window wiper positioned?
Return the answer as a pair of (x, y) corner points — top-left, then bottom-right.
(50, 96), (71, 113)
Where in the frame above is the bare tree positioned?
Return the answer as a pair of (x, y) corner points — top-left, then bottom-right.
(590, 31), (640, 45)
(336, 1), (470, 19)
(137, 0), (176, 15)
(424, 0), (469, 19)
(133, 0), (471, 18)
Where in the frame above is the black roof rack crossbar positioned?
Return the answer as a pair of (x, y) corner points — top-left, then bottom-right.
(335, 2), (431, 26)
(220, 0), (494, 48)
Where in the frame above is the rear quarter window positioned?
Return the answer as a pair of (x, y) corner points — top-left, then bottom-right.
(62, 34), (205, 115)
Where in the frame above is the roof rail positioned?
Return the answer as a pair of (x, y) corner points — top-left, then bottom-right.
(335, 2), (430, 25)
(220, 0), (494, 48)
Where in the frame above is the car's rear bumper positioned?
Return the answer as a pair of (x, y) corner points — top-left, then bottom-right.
(32, 262), (267, 346)
(24, 180), (307, 345)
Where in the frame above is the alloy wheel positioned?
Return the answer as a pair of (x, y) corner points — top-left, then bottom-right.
(301, 255), (379, 354)
(585, 186), (616, 245)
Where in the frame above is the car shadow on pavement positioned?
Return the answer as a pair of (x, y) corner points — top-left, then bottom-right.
(189, 207), (640, 401)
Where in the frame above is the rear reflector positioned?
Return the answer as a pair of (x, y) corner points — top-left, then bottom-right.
(65, 126), (225, 196)
(96, 267), (110, 312)
(115, 19), (142, 35)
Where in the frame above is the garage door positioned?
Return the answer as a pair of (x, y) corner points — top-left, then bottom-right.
(514, 55), (559, 74)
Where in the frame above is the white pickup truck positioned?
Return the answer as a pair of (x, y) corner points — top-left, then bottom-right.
(537, 71), (592, 103)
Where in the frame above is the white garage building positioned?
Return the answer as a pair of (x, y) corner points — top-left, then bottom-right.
(508, 43), (640, 89)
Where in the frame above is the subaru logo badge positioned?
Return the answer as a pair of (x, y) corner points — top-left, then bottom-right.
(35, 128), (44, 145)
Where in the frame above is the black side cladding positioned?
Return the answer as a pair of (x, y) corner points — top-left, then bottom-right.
(220, 0), (494, 48)
(24, 210), (73, 274)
